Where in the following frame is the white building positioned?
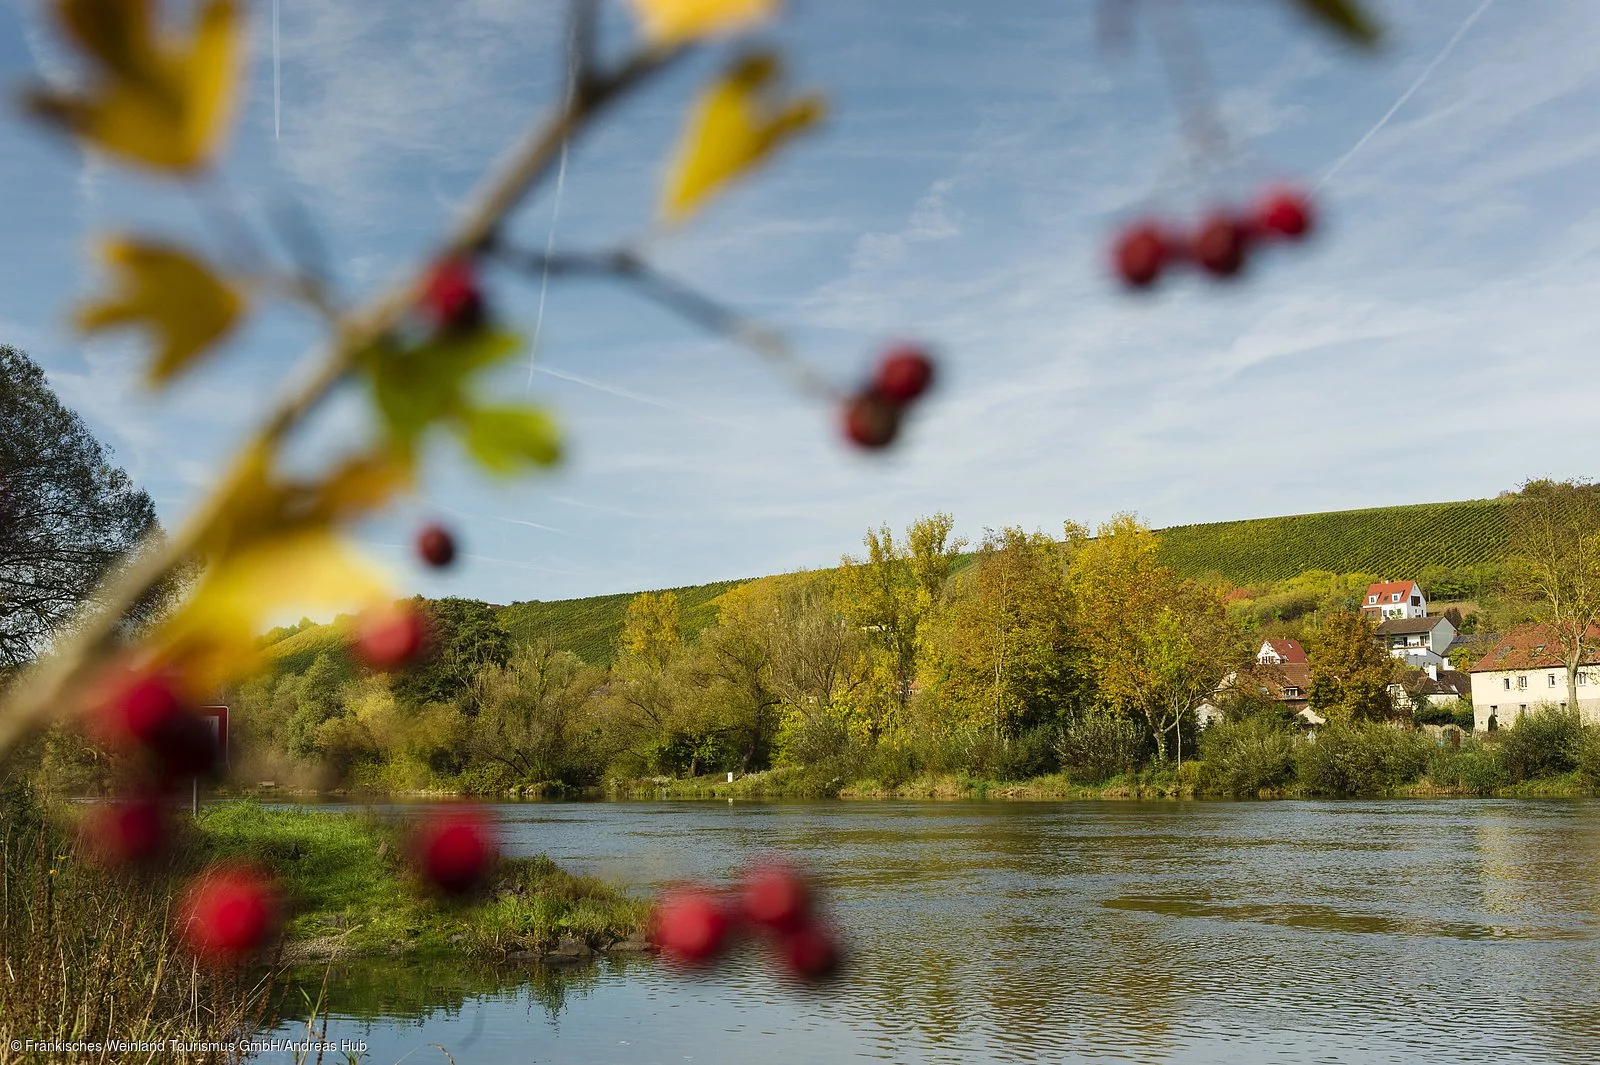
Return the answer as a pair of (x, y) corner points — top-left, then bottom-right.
(1256, 638), (1307, 666)
(1467, 623), (1600, 729)
(1360, 581), (1427, 622)
(1374, 615), (1456, 676)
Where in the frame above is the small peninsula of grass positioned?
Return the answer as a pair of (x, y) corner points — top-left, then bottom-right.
(195, 803), (651, 963)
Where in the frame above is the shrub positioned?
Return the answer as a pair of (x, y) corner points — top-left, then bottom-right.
(1295, 722), (1430, 797)
(1498, 706), (1583, 782)
(1412, 699), (1459, 727)
(1199, 717), (1296, 797)
(995, 726), (1060, 781)
(1452, 703), (1475, 731)
(1055, 715), (1147, 784)
(1427, 740), (1507, 795)
(1576, 726), (1600, 789)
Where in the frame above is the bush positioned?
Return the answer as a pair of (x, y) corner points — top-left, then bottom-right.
(1498, 706), (1583, 782)
(1412, 699), (1459, 727)
(1199, 717), (1296, 797)
(1055, 715), (1147, 784)
(1576, 726), (1600, 789)
(995, 726), (1060, 781)
(1295, 722), (1430, 797)
(1452, 703), (1475, 731)
(1427, 740), (1507, 795)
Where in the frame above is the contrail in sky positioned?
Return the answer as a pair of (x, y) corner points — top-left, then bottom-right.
(272, 0), (280, 138)
(1315, 0), (1496, 191)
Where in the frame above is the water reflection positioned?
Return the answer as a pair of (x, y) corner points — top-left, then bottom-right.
(260, 799), (1600, 1064)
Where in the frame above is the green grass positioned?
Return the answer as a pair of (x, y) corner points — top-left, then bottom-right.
(195, 802), (649, 959)
(1154, 498), (1511, 585)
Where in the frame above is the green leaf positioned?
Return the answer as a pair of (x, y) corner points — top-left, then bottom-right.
(362, 328), (525, 454)
(1290, 0), (1382, 47)
(459, 405), (563, 475)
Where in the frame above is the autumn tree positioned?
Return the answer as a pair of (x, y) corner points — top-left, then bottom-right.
(1501, 479), (1600, 713)
(1307, 610), (1399, 723)
(922, 527), (1083, 740)
(619, 590), (683, 670)
(760, 576), (873, 762)
(603, 591), (691, 772)
(1069, 514), (1244, 762)
(836, 513), (965, 723)
(391, 597), (511, 711)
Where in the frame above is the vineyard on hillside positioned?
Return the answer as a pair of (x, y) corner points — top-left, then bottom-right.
(1153, 499), (1512, 586)
(494, 579), (748, 667)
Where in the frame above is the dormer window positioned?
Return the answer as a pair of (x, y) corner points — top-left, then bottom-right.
(1284, 686), (1302, 698)
(1368, 595), (1378, 604)
(1391, 593), (1401, 602)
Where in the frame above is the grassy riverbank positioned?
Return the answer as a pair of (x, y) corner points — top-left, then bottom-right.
(193, 803), (650, 962)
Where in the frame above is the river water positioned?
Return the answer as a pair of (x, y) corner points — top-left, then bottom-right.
(258, 799), (1600, 1064)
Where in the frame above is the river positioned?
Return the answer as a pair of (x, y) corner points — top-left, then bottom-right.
(258, 799), (1600, 1064)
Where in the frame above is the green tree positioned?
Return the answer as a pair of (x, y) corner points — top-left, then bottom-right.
(923, 527), (1084, 739)
(0, 346), (173, 672)
(471, 641), (607, 784)
(287, 651), (350, 756)
(392, 597), (511, 710)
(1501, 479), (1600, 714)
(1307, 610), (1399, 723)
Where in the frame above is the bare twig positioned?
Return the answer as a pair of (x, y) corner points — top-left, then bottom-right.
(494, 245), (840, 401)
(0, 43), (685, 759)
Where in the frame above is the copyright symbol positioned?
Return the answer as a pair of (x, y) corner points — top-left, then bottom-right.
(10, 1040), (21, 1052)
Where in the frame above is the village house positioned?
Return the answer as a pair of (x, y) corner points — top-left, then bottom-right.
(1467, 623), (1600, 730)
(1373, 615), (1457, 677)
(1361, 580), (1427, 622)
(1387, 668), (1470, 712)
(1257, 638), (1307, 665)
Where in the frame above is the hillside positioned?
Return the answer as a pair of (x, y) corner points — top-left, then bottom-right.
(1153, 498), (1510, 585)
(260, 497), (1516, 672)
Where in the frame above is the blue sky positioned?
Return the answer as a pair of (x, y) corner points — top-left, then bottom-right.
(3, 0), (1597, 610)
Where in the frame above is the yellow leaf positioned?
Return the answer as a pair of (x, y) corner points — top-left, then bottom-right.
(76, 238), (243, 384)
(1289, 0), (1382, 47)
(156, 531), (390, 691)
(660, 51), (825, 224)
(627, 0), (779, 45)
(458, 405), (563, 475)
(25, 0), (243, 173)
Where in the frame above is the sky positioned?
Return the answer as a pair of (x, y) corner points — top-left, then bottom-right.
(3, 0), (1598, 611)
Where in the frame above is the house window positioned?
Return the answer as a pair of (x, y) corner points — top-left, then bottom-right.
(1504, 678), (1512, 690)
(1284, 687), (1302, 698)
(1411, 595), (1421, 606)
(1368, 595), (1378, 605)
(1391, 593), (1402, 602)
(1518, 676), (1528, 690)
(1581, 673), (1590, 686)
(1550, 674), (1559, 687)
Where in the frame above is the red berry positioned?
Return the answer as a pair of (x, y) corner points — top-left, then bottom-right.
(1113, 221), (1168, 289)
(180, 867), (280, 963)
(873, 346), (935, 404)
(1256, 187), (1314, 240)
(414, 810), (496, 895)
(93, 671), (215, 783)
(780, 922), (842, 983)
(1193, 212), (1250, 278)
(421, 258), (485, 333)
(653, 887), (733, 966)
(84, 797), (167, 866)
(417, 523), (457, 568)
(841, 390), (902, 450)
(355, 603), (428, 671)
(739, 860), (812, 933)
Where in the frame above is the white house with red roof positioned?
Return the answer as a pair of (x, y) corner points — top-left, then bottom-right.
(1361, 581), (1427, 622)
(1256, 638), (1307, 666)
(1468, 623), (1600, 729)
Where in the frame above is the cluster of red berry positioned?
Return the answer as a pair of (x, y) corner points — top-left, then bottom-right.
(1112, 186), (1314, 289)
(842, 345), (937, 450)
(419, 256), (490, 336)
(80, 669), (285, 964)
(653, 859), (843, 984)
(411, 808), (499, 897)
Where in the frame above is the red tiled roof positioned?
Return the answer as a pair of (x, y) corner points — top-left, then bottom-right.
(1364, 580), (1420, 600)
(1261, 663), (1311, 702)
(1469, 623), (1600, 673)
(1262, 638), (1308, 663)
